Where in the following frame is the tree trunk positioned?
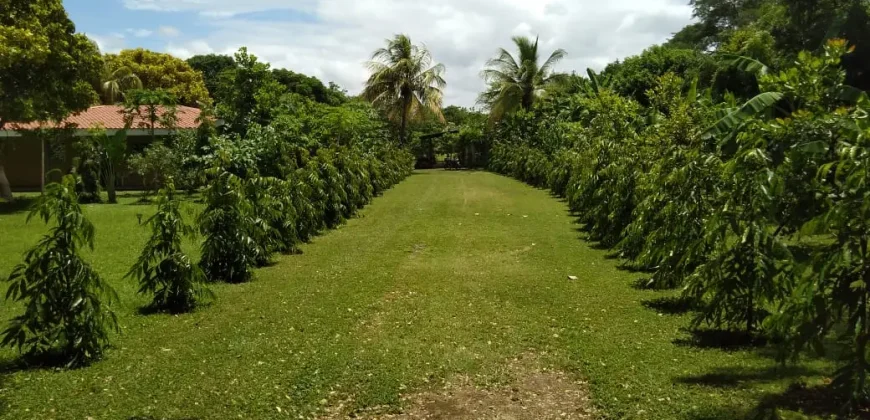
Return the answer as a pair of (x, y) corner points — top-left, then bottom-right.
(0, 121), (13, 201)
(0, 163), (13, 202)
(41, 137), (45, 194)
(399, 105), (409, 146)
(746, 287), (754, 333)
(106, 169), (117, 204)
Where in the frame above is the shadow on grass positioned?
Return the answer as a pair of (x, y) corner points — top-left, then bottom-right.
(676, 365), (823, 389)
(0, 347), (89, 374)
(684, 382), (863, 420)
(0, 197), (37, 215)
(745, 383), (863, 419)
(642, 296), (698, 315)
(674, 328), (768, 350)
(136, 301), (214, 316)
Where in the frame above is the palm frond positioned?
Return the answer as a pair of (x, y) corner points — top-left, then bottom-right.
(719, 53), (770, 76)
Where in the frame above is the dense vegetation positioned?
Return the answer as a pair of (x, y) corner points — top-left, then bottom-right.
(0, 0), (413, 367)
(488, 36), (870, 415)
(5, 0), (870, 416)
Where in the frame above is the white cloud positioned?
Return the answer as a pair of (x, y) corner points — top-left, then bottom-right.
(127, 28), (154, 37)
(88, 33), (126, 53)
(166, 40), (221, 59)
(127, 0), (694, 106)
(158, 26), (182, 37)
(124, 0), (317, 16)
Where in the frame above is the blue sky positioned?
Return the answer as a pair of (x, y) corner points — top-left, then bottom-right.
(63, 0), (693, 106)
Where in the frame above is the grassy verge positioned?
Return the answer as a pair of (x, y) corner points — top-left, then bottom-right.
(0, 172), (833, 419)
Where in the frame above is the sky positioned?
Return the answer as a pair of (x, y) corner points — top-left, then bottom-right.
(65, 0), (695, 107)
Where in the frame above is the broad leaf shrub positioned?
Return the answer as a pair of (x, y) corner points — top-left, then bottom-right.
(197, 120), (413, 283)
(128, 179), (212, 312)
(198, 143), (260, 283)
(2, 175), (119, 367)
(488, 40), (870, 408)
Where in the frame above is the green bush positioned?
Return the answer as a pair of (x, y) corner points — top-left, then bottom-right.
(488, 40), (870, 407)
(197, 147), (259, 283)
(2, 175), (119, 367)
(128, 179), (211, 312)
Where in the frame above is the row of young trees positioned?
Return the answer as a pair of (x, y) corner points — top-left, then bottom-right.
(3, 124), (413, 366)
(487, 39), (870, 409)
(2, 17), (416, 366)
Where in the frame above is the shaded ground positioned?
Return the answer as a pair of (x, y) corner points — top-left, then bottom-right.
(0, 171), (836, 419)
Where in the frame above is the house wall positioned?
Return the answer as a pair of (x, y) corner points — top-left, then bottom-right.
(1, 133), (180, 192)
(2, 138), (43, 190)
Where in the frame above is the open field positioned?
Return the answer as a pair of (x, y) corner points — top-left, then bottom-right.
(0, 171), (833, 419)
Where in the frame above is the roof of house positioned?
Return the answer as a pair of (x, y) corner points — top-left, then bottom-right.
(6, 105), (203, 131)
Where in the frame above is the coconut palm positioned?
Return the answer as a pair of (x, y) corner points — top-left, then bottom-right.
(362, 34), (446, 145)
(101, 66), (142, 104)
(478, 36), (566, 121)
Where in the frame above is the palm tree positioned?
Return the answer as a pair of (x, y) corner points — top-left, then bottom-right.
(362, 34), (446, 145)
(102, 66), (142, 104)
(478, 36), (566, 121)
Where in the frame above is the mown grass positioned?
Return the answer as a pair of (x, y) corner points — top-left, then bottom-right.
(0, 172), (835, 419)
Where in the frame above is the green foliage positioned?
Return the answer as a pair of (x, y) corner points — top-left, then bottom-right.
(87, 125), (128, 203)
(104, 49), (210, 107)
(123, 89), (178, 140)
(197, 142), (260, 283)
(128, 133), (201, 195)
(487, 40), (870, 409)
(72, 134), (104, 204)
(2, 175), (118, 367)
(0, 0), (102, 201)
(272, 68), (347, 106)
(478, 36), (566, 122)
(128, 180), (211, 312)
(186, 54), (236, 100)
(0, 0), (102, 126)
(100, 66), (142, 105)
(671, 0), (870, 91)
(362, 34), (446, 144)
(603, 45), (716, 106)
(215, 47), (272, 135)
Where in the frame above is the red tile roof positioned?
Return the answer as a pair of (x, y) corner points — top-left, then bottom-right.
(6, 105), (203, 131)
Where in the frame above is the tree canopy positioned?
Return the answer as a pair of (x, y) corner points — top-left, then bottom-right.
(0, 0), (102, 127)
(603, 45), (716, 105)
(669, 0), (870, 90)
(104, 49), (210, 107)
(186, 54), (236, 100)
(0, 0), (103, 201)
(362, 34), (446, 145)
(478, 36), (566, 122)
(272, 68), (347, 106)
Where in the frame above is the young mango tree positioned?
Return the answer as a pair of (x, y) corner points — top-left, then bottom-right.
(128, 179), (212, 312)
(197, 143), (259, 283)
(2, 175), (119, 366)
(88, 125), (129, 204)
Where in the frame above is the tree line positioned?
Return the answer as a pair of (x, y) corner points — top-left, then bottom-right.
(480, 0), (870, 412)
(1, 0), (415, 368)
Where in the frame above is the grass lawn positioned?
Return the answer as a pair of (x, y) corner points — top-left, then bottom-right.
(0, 171), (834, 419)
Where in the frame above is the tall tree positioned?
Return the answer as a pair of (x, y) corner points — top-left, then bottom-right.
(215, 47), (272, 135)
(362, 34), (446, 145)
(186, 54), (236, 101)
(104, 49), (210, 107)
(101, 66), (142, 104)
(603, 45), (715, 106)
(272, 68), (346, 105)
(0, 0), (103, 201)
(478, 36), (566, 122)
